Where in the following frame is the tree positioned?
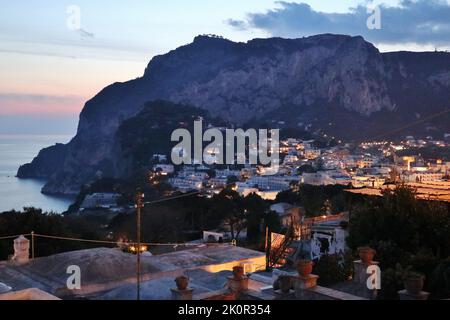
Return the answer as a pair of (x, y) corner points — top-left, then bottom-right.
(347, 185), (450, 262)
(264, 210), (281, 232)
(210, 189), (246, 239)
(0, 207), (105, 260)
(108, 204), (187, 243)
(347, 184), (450, 298)
(429, 257), (450, 299)
(313, 253), (352, 286)
(275, 184), (349, 216)
(242, 193), (267, 243)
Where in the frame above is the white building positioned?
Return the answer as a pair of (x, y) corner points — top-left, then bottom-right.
(283, 155), (299, 164)
(246, 175), (291, 191)
(295, 213), (349, 261)
(153, 164), (174, 175)
(152, 154), (167, 163)
(168, 177), (203, 192)
(351, 176), (385, 188)
(215, 169), (241, 178)
(309, 219), (348, 260)
(401, 171), (444, 183)
(270, 203), (302, 229)
(304, 148), (321, 160)
(80, 193), (121, 210)
(208, 177), (228, 188)
(300, 172), (335, 186)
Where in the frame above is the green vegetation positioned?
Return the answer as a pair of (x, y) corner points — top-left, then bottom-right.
(347, 185), (450, 299)
(0, 207), (107, 260)
(117, 100), (226, 171)
(313, 253), (354, 287)
(275, 184), (349, 216)
(108, 187), (281, 249)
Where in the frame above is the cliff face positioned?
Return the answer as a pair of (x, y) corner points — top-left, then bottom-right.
(17, 34), (450, 195)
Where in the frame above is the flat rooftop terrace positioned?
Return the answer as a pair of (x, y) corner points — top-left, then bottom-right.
(346, 181), (450, 203)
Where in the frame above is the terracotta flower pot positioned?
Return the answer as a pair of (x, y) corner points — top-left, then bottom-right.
(222, 291), (236, 300)
(297, 260), (314, 278)
(404, 275), (425, 295)
(232, 266), (245, 280)
(278, 275), (292, 293)
(358, 246), (376, 264)
(175, 276), (189, 291)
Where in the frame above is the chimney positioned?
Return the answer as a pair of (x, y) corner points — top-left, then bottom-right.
(171, 276), (193, 300)
(12, 235), (30, 265)
(227, 266), (249, 294)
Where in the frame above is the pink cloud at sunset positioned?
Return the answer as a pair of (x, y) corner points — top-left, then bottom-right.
(0, 94), (86, 115)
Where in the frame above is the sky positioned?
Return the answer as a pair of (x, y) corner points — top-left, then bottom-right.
(1, 0), (449, 134)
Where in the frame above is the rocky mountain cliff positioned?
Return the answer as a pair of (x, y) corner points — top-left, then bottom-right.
(17, 34), (450, 195)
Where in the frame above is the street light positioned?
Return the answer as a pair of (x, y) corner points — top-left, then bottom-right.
(135, 189), (145, 301)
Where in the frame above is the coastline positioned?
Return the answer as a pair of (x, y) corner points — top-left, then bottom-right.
(0, 134), (75, 213)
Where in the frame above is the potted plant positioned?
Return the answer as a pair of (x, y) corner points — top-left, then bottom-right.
(232, 266), (245, 280)
(403, 271), (425, 295)
(358, 246), (376, 264)
(278, 275), (292, 293)
(297, 260), (314, 278)
(175, 275), (189, 291)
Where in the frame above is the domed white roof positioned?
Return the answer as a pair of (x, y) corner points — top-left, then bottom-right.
(0, 282), (12, 294)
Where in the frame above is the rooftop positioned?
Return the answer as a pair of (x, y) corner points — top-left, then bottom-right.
(0, 244), (265, 299)
(346, 181), (450, 203)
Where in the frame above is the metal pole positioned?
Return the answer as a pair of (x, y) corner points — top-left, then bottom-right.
(31, 231), (35, 259)
(137, 204), (141, 301)
(265, 226), (270, 271)
(135, 190), (144, 301)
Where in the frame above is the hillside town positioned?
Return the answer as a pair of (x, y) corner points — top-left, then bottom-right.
(159, 135), (450, 202)
(70, 133), (450, 215)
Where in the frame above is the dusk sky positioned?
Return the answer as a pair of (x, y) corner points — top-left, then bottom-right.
(1, 0), (449, 134)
